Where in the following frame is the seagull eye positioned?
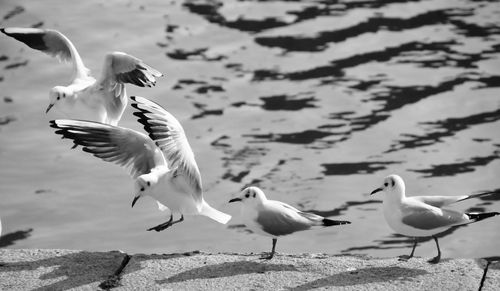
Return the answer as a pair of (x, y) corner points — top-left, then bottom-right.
(147, 181), (150, 186)
(384, 182), (388, 187)
(245, 192), (250, 198)
(62, 93), (66, 97)
(57, 96), (60, 100)
(140, 187), (145, 191)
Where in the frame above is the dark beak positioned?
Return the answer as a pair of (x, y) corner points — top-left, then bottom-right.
(229, 198), (242, 203)
(131, 196), (140, 208)
(46, 103), (54, 113)
(370, 188), (383, 195)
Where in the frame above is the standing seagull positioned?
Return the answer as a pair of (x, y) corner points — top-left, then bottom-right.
(371, 174), (499, 264)
(229, 187), (351, 259)
(50, 96), (231, 230)
(1, 27), (162, 125)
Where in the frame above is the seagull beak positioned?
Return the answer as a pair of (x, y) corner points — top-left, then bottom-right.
(131, 195), (141, 208)
(45, 103), (54, 113)
(228, 198), (242, 203)
(370, 187), (383, 195)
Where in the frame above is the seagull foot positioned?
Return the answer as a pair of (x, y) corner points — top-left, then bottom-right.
(147, 223), (172, 232)
(259, 252), (275, 260)
(428, 256), (441, 264)
(398, 255), (413, 262)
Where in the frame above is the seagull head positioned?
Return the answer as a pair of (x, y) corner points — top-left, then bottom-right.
(47, 86), (73, 113)
(370, 174), (405, 198)
(229, 186), (267, 206)
(132, 174), (157, 207)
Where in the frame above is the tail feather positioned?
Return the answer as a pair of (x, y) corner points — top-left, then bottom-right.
(323, 218), (351, 227)
(200, 202), (231, 224)
(466, 212), (499, 222)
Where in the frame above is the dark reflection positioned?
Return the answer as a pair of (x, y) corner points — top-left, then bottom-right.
(475, 189), (500, 201)
(253, 41), (474, 81)
(166, 48), (208, 60)
(244, 130), (336, 145)
(256, 9), (454, 52)
(191, 102), (223, 119)
(183, 0), (428, 34)
(0, 115), (16, 126)
(0, 228), (34, 247)
(386, 108), (500, 153)
(4, 60), (28, 70)
(299, 200), (382, 218)
(222, 170), (250, 183)
(321, 162), (400, 176)
(260, 95), (317, 111)
(3, 5), (24, 20)
(410, 151), (499, 177)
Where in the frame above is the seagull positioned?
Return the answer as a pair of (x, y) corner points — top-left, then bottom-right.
(371, 174), (499, 264)
(49, 96), (231, 230)
(229, 186), (351, 259)
(1, 27), (162, 125)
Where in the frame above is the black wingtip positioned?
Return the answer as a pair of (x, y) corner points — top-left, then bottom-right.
(322, 218), (351, 226)
(467, 212), (500, 222)
(48, 119), (58, 128)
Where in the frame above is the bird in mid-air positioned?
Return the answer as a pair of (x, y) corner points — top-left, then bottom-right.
(371, 174), (499, 264)
(229, 186), (351, 259)
(50, 96), (231, 231)
(1, 27), (162, 125)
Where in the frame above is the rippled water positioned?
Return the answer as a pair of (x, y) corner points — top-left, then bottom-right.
(0, 0), (499, 259)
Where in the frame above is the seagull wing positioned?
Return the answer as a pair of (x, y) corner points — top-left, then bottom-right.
(99, 52), (162, 97)
(413, 191), (498, 208)
(401, 204), (468, 230)
(50, 119), (166, 178)
(256, 201), (312, 236)
(1, 27), (89, 79)
(412, 195), (469, 208)
(130, 96), (203, 201)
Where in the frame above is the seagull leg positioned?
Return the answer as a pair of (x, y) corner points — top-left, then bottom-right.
(261, 238), (277, 260)
(171, 214), (184, 226)
(147, 214), (174, 232)
(147, 214), (185, 232)
(428, 236), (441, 264)
(398, 237), (417, 261)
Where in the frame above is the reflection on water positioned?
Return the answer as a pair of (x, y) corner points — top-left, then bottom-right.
(0, 0), (499, 259)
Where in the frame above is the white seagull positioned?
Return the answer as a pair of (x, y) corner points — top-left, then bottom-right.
(229, 186), (351, 259)
(371, 174), (499, 263)
(1, 27), (162, 125)
(50, 96), (231, 230)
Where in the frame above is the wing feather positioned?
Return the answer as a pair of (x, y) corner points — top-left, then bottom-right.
(50, 119), (165, 178)
(99, 52), (162, 97)
(1, 27), (89, 79)
(130, 96), (203, 199)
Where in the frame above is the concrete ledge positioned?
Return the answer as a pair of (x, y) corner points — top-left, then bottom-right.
(0, 249), (498, 290)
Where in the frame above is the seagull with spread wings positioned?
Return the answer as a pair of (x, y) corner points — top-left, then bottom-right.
(1, 27), (162, 125)
(50, 96), (231, 230)
(371, 174), (499, 263)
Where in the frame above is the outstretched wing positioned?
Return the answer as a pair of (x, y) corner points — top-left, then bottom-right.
(130, 96), (202, 199)
(99, 52), (162, 97)
(1, 27), (89, 79)
(50, 119), (166, 178)
(413, 191), (498, 208)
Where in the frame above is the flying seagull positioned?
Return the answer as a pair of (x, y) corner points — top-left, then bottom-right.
(1, 27), (162, 125)
(50, 96), (231, 231)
